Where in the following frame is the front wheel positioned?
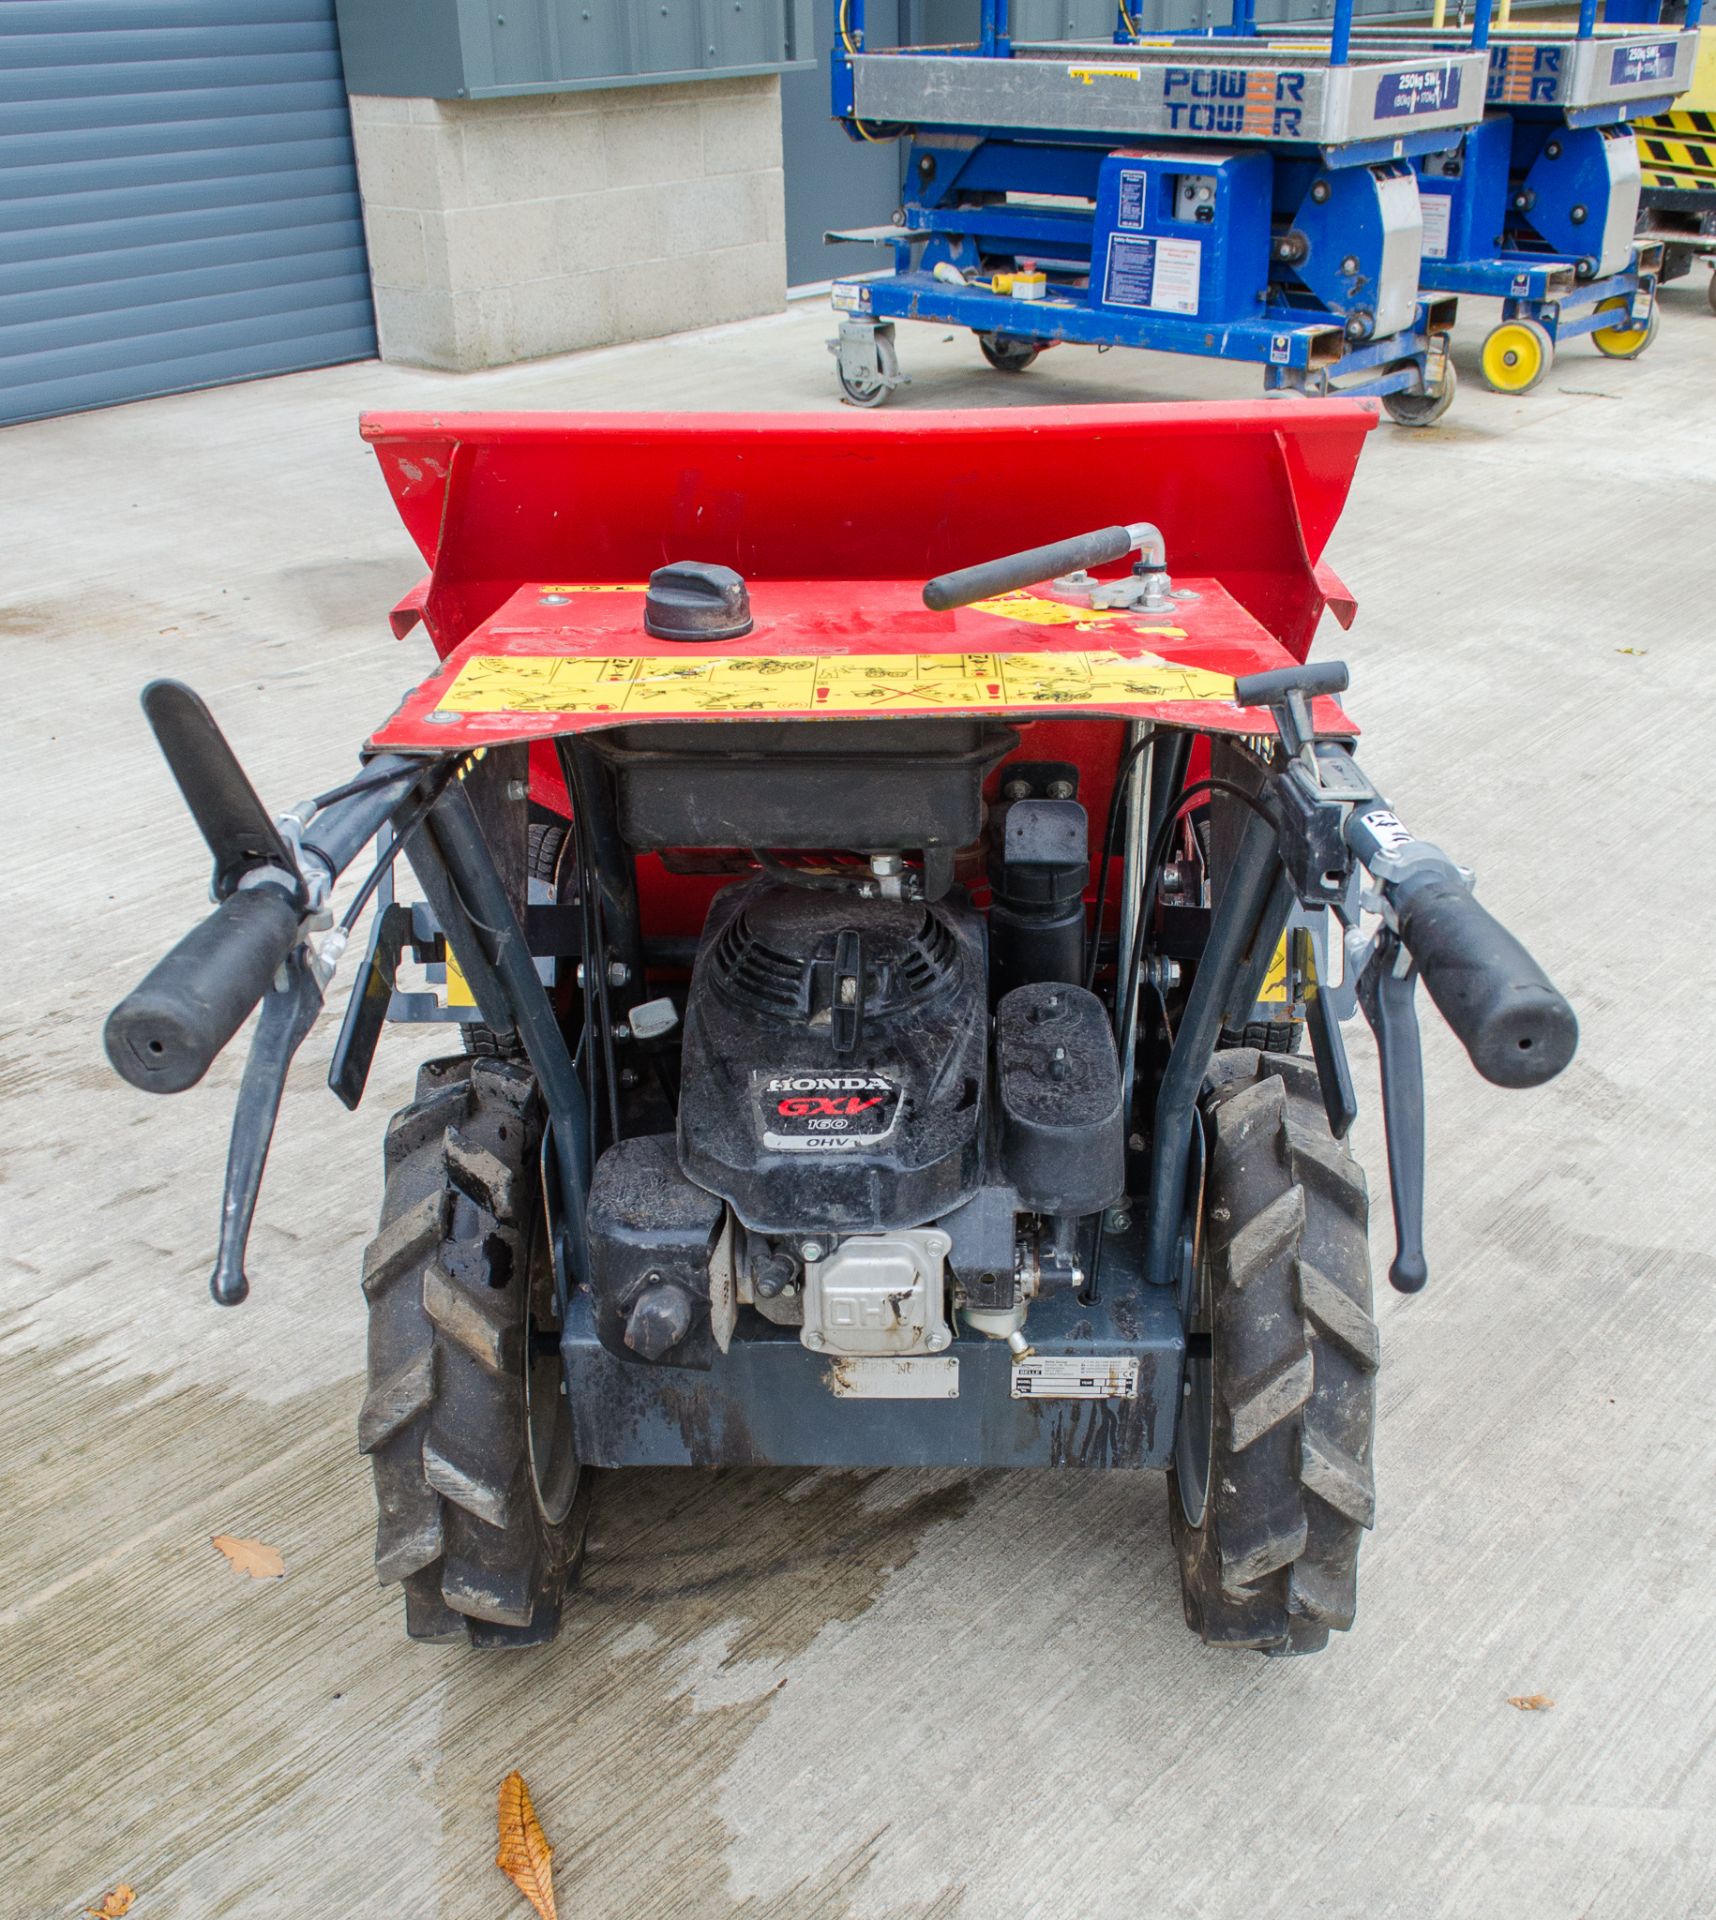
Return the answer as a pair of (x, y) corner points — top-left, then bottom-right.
(359, 1056), (592, 1646)
(1480, 317), (1554, 394)
(977, 331), (1041, 373)
(1382, 353), (1457, 427)
(1169, 1050), (1378, 1655)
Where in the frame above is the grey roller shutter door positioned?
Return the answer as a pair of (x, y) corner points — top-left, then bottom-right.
(1, 0), (376, 427)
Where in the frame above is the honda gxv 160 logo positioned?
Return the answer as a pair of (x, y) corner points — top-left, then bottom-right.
(758, 1073), (900, 1153)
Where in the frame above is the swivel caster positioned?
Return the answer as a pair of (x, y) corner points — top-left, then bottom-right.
(1592, 297), (1659, 360)
(1479, 318), (1554, 394)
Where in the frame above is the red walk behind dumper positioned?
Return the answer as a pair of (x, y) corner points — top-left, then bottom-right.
(105, 402), (1575, 1652)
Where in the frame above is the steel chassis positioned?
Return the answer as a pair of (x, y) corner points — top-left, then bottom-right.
(104, 406), (1576, 1475)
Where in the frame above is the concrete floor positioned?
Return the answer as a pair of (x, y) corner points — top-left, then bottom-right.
(4, 288), (1715, 1920)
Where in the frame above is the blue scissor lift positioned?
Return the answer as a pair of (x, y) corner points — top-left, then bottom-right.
(1229, 0), (1704, 389)
(825, 0), (1487, 423)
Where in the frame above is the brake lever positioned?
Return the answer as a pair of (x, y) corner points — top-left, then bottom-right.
(1354, 928), (1429, 1294)
(208, 942), (331, 1305)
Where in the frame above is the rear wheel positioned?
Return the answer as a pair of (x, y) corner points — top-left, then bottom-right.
(360, 1055), (592, 1646)
(1169, 1050), (1377, 1655)
(1592, 297), (1659, 359)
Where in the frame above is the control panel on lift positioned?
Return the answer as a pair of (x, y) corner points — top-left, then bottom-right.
(1093, 149), (1273, 323)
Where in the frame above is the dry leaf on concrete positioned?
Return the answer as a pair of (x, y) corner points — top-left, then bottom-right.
(210, 1534), (285, 1580)
(84, 1887), (136, 1917)
(496, 1770), (557, 1920)
(1508, 1693), (1555, 1711)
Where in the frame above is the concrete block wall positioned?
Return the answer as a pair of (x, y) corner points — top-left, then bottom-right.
(349, 76), (786, 371)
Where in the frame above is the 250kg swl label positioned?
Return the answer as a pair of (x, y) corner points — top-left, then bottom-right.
(1011, 1356), (1140, 1400)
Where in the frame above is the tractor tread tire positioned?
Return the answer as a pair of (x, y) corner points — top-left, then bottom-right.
(360, 1054), (591, 1647)
(1219, 1018), (1303, 1055)
(1170, 1049), (1376, 1656)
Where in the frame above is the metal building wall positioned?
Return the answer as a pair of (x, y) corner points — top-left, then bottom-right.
(1, 0), (376, 428)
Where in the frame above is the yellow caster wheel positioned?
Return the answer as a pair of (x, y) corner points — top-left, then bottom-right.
(1592, 298), (1659, 360)
(1480, 318), (1553, 394)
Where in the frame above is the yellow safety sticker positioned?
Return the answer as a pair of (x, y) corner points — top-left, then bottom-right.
(1068, 64), (1142, 82)
(444, 944), (475, 1009)
(1259, 934), (1290, 1005)
(967, 590), (1185, 638)
(435, 649), (1233, 717)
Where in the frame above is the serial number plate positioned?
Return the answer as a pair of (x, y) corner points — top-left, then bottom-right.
(1012, 1356), (1140, 1400)
(827, 1357), (959, 1399)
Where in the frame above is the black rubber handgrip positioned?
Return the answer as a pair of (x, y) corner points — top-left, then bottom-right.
(1392, 875), (1578, 1089)
(105, 884), (303, 1094)
(923, 525), (1135, 612)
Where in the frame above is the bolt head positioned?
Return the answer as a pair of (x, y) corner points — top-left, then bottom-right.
(1105, 1209), (1132, 1235)
(806, 1330), (825, 1349)
(606, 960), (630, 986)
(1003, 779), (1032, 801)
(1046, 779), (1075, 799)
(800, 1239), (824, 1262)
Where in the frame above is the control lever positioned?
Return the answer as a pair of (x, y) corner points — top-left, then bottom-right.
(1231, 657), (1576, 1297)
(1294, 924), (1357, 1140)
(923, 522), (1158, 611)
(208, 943), (332, 1306)
(142, 679), (303, 902)
(1354, 931), (1428, 1294)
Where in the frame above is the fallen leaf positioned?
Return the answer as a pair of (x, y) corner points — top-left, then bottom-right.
(1615, 647), (1647, 656)
(210, 1534), (285, 1580)
(496, 1770), (556, 1920)
(1508, 1693), (1555, 1711)
(85, 1888), (135, 1917)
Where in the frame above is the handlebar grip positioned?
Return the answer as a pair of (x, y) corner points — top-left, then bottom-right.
(1391, 874), (1578, 1089)
(1232, 661), (1349, 707)
(105, 883), (303, 1094)
(923, 524), (1135, 612)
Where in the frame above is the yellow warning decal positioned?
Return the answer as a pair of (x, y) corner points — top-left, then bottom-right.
(965, 590), (1186, 637)
(1259, 934), (1290, 1006)
(443, 943), (475, 1009)
(1068, 64), (1142, 83)
(436, 650), (1233, 717)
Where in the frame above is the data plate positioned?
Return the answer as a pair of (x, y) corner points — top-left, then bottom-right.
(1012, 1355), (1141, 1400)
(827, 1356), (960, 1399)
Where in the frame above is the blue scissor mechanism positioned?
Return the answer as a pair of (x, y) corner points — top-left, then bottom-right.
(827, 0), (1489, 422)
(826, 0), (1699, 411)
(1234, 0), (1702, 386)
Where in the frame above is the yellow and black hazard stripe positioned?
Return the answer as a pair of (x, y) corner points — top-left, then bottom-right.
(1639, 133), (1716, 172)
(1641, 168), (1716, 193)
(1636, 108), (1716, 138)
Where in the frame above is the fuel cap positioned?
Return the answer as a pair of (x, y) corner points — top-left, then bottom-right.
(644, 561), (753, 642)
